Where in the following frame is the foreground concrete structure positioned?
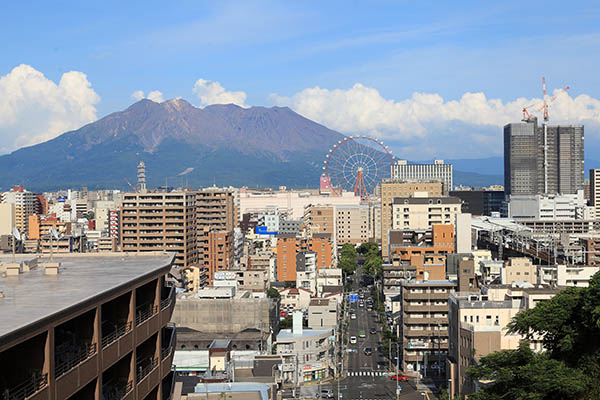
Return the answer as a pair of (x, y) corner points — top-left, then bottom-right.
(0, 252), (177, 400)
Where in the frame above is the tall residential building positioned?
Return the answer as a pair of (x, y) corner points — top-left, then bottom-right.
(590, 169), (600, 219)
(120, 191), (197, 269)
(381, 181), (444, 261)
(195, 187), (237, 268)
(276, 233), (333, 282)
(303, 205), (335, 237)
(391, 159), (453, 194)
(2, 186), (37, 233)
(0, 253), (176, 400)
(400, 280), (457, 374)
(336, 205), (369, 245)
(504, 118), (584, 196)
(198, 227), (234, 284)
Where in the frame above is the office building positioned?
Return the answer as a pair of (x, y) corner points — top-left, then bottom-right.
(0, 253), (176, 400)
(508, 190), (587, 220)
(449, 190), (504, 216)
(303, 205), (335, 237)
(336, 205), (369, 245)
(381, 180), (444, 260)
(504, 118), (584, 196)
(120, 191), (197, 269)
(391, 159), (453, 194)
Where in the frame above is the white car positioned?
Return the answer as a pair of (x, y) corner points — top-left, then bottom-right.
(350, 336), (357, 344)
(350, 313), (356, 319)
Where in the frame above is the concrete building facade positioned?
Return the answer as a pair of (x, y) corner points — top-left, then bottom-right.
(391, 159), (453, 194)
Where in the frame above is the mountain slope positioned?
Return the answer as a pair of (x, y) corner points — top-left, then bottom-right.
(0, 99), (345, 191)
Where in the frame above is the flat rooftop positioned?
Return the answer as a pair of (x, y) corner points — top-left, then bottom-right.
(0, 252), (173, 342)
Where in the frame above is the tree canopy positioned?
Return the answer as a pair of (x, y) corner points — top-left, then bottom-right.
(339, 243), (358, 276)
(467, 271), (600, 399)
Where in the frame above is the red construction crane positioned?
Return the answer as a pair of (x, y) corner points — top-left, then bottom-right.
(522, 77), (570, 122)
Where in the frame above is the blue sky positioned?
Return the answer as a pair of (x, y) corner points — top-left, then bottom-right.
(1, 1), (599, 158)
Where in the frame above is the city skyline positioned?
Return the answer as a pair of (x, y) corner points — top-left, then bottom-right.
(1, 1), (600, 159)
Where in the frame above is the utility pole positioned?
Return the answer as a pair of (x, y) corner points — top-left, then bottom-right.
(396, 342), (400, 400)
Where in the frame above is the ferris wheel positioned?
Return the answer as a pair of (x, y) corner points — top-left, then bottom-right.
(323, 136), (394, 199)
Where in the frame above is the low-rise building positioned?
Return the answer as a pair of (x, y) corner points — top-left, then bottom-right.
(307, 298), (338, 330)
(538, 264), (600, 287)
(278, 287), (313, 312)
(276, 313), (334, 384)
(501, 257), (537, 285)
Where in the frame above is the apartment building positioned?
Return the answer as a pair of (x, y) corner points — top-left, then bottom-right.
(276, 233), (333, 282)
(388, 225), (455, 265)
(198, 227), (233, 284)
(448, 285), (561, 398)
(2, 186), (37, 233)
(400, 280), (457, 374)
(538, 264), (600, 287)
(303, 205), (335, 237)
(0, 253), (176, 400)
(501, 257), (537, 285)
(109, 209), (120, 241)
(336, 205), (369, 245)
(97, 236), (117, 252)
(381, 180), (443, 260)
(120, 191), (197, 269)
(392, 196), (461, 230)
(591, 169), (600, 219)
(28, 215), (72, 240)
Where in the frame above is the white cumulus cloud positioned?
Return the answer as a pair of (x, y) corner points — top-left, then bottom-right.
(193, 78), (247, 107)
(0, 64), (100, 154)
(270, 83), (600, 158)
(131, 90), (164, 103)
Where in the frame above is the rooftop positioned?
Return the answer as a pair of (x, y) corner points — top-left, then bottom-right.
(277, 328), (332, 340)
(0, 252), (173, 342)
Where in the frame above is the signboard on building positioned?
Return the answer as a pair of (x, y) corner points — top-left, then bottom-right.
(255, 226), (277, 235)
(407, 342), (427, 349)
(214, 271), (237, 280)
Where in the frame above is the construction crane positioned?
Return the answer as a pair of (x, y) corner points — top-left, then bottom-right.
(522, 78), (570, 122)
(521, 77), (571, 194)
(124, 178), (138, 192)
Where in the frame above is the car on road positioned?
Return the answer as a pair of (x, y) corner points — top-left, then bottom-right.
(350, 336), (357, 344)
(369, 328), (377, 334)
(363, 347), (373, 356)
(366, 307), (373, 312)
(359, 302), (364, 307)
(390, 374), (409, 382)
(317, 389), (334, 398)
(359, 330), (366, 338)
(350, 313), (356, 320)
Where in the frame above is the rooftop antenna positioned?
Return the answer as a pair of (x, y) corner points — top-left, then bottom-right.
(49, 227), (60, 262)
(12, 228), (21, 263)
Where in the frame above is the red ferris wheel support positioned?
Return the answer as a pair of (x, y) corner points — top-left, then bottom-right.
(353, 168), (368, 199)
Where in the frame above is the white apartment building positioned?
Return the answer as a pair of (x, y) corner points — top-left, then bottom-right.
(392, 195), (462, 230)
(391, 159), (453, 194)
(538, 264), (600, 287)
(2, 187), (36, 233)
(591, 169), (600, 219)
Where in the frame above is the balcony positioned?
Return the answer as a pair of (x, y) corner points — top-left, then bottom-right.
(102, 322), (134, 370)
(55, 343), (98, 399)
(403, 317), (448, 325)
(136, 305), (160, 346)
(403, 305), (448, 313)
(136, 357), (160, 399)
(3, 373), (48, 400)
(403, 329), (448, 338)
(161, 325), (176, 377)
(102, 380), (133, 400)
(160, 287), (176, 326)
(403, 292), (450, 301)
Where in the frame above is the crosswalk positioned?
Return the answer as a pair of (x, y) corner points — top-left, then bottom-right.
(347, 371), (388, 377)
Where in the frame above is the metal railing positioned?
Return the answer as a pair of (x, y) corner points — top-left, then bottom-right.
(136, 357), (159, 382)
(102, 321), (133, 348)
(135, 305), (158, 326)
(55, 343), (97, 378)
(160, 287), (175, 310)
(161, 324), (176, 360)
(102, 380), (133, 400)
(2, 373), (48, 400)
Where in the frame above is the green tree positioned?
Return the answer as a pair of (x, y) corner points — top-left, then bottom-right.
(340, 243), (357, 259)
(467, 342), (587, 400)
(267, 288), (280, 299)
(468, 271), (600, 399)
(357, 242), (378, 255)
(364, 251), (383, 278)
(339, 243), (358, 276)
